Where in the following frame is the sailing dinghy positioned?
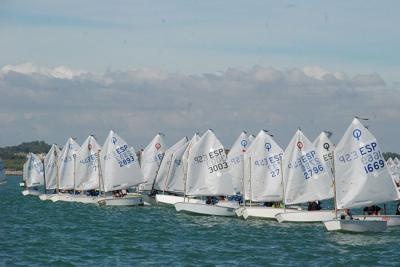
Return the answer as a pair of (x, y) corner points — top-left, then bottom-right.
(324, 118), (400, 232)
(65, 135), (103, 204)
(227, 131), (250, 217)
(97, 130), (145, 206)
(240, 130), (300, 220)
(275, 129), (335, 223)
(174, 130), (238, 216)
(22, 153), (44, 196)
(39, 144), (61, 201)
(155, 134), (205, 205)
(51, 138), (80, 202)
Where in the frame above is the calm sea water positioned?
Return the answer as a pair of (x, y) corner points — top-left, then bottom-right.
(1, 176), (399, 266)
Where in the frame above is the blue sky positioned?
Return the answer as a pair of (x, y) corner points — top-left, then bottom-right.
(1, 0), (399, 81)
(0, 1), (399, 151)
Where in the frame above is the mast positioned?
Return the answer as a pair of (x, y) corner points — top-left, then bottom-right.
(73, 154), (76, 195)
(97, 149), (105, 198)
(249, 156), (252, 207)
(280, 153), (286, 212)
(42, 157), (47, 194)
(55, 149), (60, 194)
(332, 149), (338, 219)
(241, 153), (246, 207)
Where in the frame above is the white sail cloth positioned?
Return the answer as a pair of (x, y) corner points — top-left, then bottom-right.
(44, 144), (61, 190)
(244, 130), (284, 202)
(58, 138), (80, 190)
(186, 130), (234, 196)
(25, 153), (44, 187)
(227, 131), (250, 194)
(140, 133), (167, 190)
(313, 132), (335, 175)
(283, 129), (333, 205)
(75, 135), (102, 191)
(100, 130), (144, 192)
(153, 137), (188, 191)
(334, 118), (399, 209)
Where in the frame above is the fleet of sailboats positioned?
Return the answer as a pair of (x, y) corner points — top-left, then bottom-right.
(17, 118), (400, 232)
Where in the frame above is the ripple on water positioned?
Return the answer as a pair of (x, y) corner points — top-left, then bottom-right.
(1, 177), (400, 266)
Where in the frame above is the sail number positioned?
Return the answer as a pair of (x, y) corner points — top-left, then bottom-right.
(337, 141), (385, 174)
(115, 144), (136, 167)
(209, 162), (228, 173)
(193, 148), (229, 173)
(288, 150), (325, 180)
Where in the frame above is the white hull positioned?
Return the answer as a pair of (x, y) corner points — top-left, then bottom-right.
(324, 219), (387, 232)
(276, 210), (336, 223)
(39, 194), (57, 201)
(98, 195), (144, 206)
(51, 194), (74, 202)
(242, 207), (300, 220)
(175, 202), (236, 217)
(139, 193), (157, 206)
(155, 194), (204, 205)
(353, 215), (400, 227)
(22, 189), (41, 196)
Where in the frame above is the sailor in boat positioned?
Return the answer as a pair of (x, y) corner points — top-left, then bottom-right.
(272, 202), (284, 208)
(264, 202), (274, 207)
(307, 201), (322, 211)
(396, 202), (400, 215)
(340, 209), (353, 220)
(363, 205), (381, 215)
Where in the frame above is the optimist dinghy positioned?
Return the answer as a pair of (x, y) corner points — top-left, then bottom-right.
(97, 130), (145, 206)
(21, 153), (44, 196)
(276, 129), (335, 223)
(323, 118), (399, 232)
(174, 130), (238, 216)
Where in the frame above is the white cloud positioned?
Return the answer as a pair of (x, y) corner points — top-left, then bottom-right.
(0, 63), (398, 152)
(1, 62), (87, 80)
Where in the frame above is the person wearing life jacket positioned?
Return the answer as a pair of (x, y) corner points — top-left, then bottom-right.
(341, 209), (353, 220)
(363, 205), (381, 215)
(308, 201), (322, 211)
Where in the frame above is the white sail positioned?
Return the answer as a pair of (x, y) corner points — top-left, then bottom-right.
(58, 138), (80, 190)
(313, 132), (335, 175)
(283, 129), (333, 205)
(75, 135), (102, 191)
(248, 134), (255, 143)
(244, 130), (284, 202)
(387, 157), (394, 167)
(227, 131), (250, 194)
(334, 118), (399, 209)
(100, 130), (144, 192)
(22, 160), (28, 182)
(44, 144), (61, 190)
(25, 153), (44, 187)
(164, 141), (190, 192)
(140, 133), (167, 190)
(186, 130), (234, 196)
(153, 137), (188, 191)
